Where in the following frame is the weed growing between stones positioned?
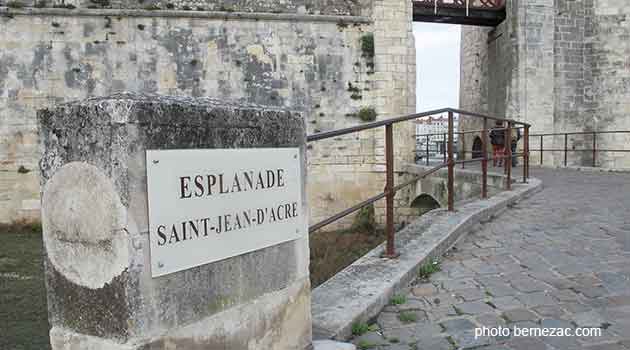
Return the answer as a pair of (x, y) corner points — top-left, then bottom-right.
(357, 339), (376, 349)
(398, 311), (418, 323)
(417, 259), (441, 280)
(351, 322), (369, 336)
(352, 204), (375, 232)
(390, 294), (407, 305)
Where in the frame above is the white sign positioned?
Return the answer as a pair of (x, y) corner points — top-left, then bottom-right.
(146, 148), (304, 277)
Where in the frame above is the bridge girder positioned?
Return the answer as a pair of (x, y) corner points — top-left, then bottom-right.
(413, 0), (506, 27)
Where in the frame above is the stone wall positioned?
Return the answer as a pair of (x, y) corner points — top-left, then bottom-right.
(0, 0), (369, 15)
(0, 0), (416, 225)
(304, 0), (417, 229)
(460, 0), (630, 169)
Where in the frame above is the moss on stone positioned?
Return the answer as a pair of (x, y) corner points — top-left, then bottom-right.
(357, 107), (377, 122)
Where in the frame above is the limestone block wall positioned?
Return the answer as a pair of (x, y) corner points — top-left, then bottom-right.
(307, 0), (417, 229)
(586, 1), (630, 168)
(458, 25), (489, 159)
(0, 0), (368, 15)
(0, 0), (416, 225)
(460, 0), (630, 168)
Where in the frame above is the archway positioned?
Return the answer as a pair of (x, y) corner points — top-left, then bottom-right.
(410, 193), (441, 215)
(472, 136), (483, 159)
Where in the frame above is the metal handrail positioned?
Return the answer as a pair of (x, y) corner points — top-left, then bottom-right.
(528, 131), (630, 167)
(307, 107), (530, 257)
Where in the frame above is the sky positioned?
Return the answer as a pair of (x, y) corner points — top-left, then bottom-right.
(412, 23), (461, 112)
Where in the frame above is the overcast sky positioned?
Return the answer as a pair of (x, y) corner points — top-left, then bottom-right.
(413, 23), (461, 112)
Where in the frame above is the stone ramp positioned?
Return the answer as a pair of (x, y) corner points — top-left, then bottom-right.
(349, 167), (630, 349)
(311, 175), (543, 340)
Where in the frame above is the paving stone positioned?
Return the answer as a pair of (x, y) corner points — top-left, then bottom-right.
(352, 331), (388, 348)
(502, 309), (539, 323)
(509, 276), (550, 293)
(533, 275), (578, 290)
(475, 313), (507, 328)
(396, 298), (431, 312)
(478, 280), (519, 297)
(413, 336), (453, 350)
(396, 310), (428, 325)
(572, 310), (607, 328)
(559, 301), (591, 314)
(427, 293), (461, 307)
(379, 343), (412, 350)
(450, 329), (492, 349)
(411, 284), (438, 297)
(440, 318), (476, 332)
(313, 340), (357, 350)
(596, 273), (630, 294)
(453, 288), (486, 302)
(540, 318), (574, 329)
(369, 168), (630, 350)
(574, 285), (610, 298)
(515, 291), (556, 308)
(584, 343), (629, 350)
(506, 335), (553, 350)
(380, 323), (443, 344)
(533, 305), (566, 319)
(551, 289), (580, 302)
(377, 312), (407, 330)
(540, 335), (583, 350)
(426, 306), (458, 322)
(489, 296), (523, 310)
(441, 278), (479, 292)
(454, 301), (496, 315)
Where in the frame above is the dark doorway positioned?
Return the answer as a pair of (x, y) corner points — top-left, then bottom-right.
(472, 136), (483, 159)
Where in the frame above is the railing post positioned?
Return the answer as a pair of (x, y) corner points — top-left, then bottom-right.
(564, 133), (569, 167)
(506, 122), (512, 190)
(523, 125), (529, 182)
(443, 132), (447, 163)
(461, 132), (466, 169)
(426, 135), (430, 166)
(540, 135), (543, 165)
(447, 111), (454, 211)
(481, 118), (488, 198)
(592, 132), (597, 167)
(384, 124), (396, 258)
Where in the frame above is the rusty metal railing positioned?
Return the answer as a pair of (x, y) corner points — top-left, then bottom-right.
(528, 130), (630, 167)
(307, 108), (530, 258)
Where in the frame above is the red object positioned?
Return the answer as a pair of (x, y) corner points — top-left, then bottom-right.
(492, 145), (505, 166)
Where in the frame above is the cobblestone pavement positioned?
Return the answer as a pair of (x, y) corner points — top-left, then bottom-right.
(351, 167), (630, 350)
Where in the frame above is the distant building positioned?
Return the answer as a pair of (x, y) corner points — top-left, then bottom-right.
(414, 114), (459, 161)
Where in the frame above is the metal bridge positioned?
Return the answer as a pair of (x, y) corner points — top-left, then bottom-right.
(413, 0), (506, 26)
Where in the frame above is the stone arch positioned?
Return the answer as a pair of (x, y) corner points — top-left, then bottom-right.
(410, 193), (441, 215)
(472, 136), (483, 159)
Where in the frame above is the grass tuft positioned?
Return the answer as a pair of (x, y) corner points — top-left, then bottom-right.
(352, 322), (370, 336)
(398, 311), (418, 323)
(417, 259), (441, 280)
(390, 294), (406, 305)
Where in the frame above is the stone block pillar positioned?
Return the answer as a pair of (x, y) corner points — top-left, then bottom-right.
(37, 93), (311, 349)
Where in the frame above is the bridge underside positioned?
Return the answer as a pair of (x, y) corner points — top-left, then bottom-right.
(413, 2), (506, 26)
